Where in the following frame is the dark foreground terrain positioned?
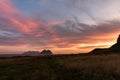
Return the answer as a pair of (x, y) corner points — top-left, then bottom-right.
(0, 54), (120, 80)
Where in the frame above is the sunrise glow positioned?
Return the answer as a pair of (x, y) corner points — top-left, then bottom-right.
(0, 0), (120, 54)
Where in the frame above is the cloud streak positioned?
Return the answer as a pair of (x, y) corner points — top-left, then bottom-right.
(0, 0), (120, 54)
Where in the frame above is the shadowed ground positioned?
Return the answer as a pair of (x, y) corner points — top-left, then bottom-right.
(0, 54), (120, 80)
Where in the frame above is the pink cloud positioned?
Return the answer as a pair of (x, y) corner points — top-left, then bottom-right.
(0, 0), (17, 15)
(0, 0), (120, 54)
(0, 0), (40, 34)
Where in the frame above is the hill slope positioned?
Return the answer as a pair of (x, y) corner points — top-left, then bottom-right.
(90, 35), (120, 54)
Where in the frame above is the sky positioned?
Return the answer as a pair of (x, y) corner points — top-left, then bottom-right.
(0, 0), (120, 54)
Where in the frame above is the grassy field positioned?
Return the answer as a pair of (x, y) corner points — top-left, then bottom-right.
(0, 54), (120, 80)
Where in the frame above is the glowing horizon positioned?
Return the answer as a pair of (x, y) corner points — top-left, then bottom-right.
(0, 0), (120, 54)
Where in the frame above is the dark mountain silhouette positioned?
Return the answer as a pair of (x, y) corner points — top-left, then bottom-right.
(22, 50), (53, 56)
(90, 35), (120, 54)
(109, 35), (120, 52)
(22, 51), (40, 56)
(40, 49), (53, 55)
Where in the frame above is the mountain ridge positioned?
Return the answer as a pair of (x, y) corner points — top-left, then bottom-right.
(90, 35), (120, 54)
(22, 49), (53, 56)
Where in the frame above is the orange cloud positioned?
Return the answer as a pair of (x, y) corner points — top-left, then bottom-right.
(1, 0), (120, 54)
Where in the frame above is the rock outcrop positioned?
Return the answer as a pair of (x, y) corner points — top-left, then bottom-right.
(109, 35), (120, 53)
(22, 49), (53, 56)
(90, 35), (120, 54)
(40, 49), (53, 55)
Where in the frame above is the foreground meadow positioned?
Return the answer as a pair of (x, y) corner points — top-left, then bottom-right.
(0, 54), (120, 80)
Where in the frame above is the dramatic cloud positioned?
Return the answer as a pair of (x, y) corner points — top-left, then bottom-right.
(0, 0), (120, 54)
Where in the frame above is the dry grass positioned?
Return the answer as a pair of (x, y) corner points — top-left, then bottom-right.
(0, 54), (120, 80)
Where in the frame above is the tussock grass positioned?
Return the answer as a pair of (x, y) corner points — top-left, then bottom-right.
(0, 54), (120, 80)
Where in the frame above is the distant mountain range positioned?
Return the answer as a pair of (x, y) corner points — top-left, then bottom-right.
(90, 35), (120, 54)
(0, 54), (21, 57)
(0, 35), (120, 57)
(22, 49), (53, 56)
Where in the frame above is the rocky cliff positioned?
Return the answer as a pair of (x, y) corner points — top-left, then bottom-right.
(90, 35), (120, 54)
